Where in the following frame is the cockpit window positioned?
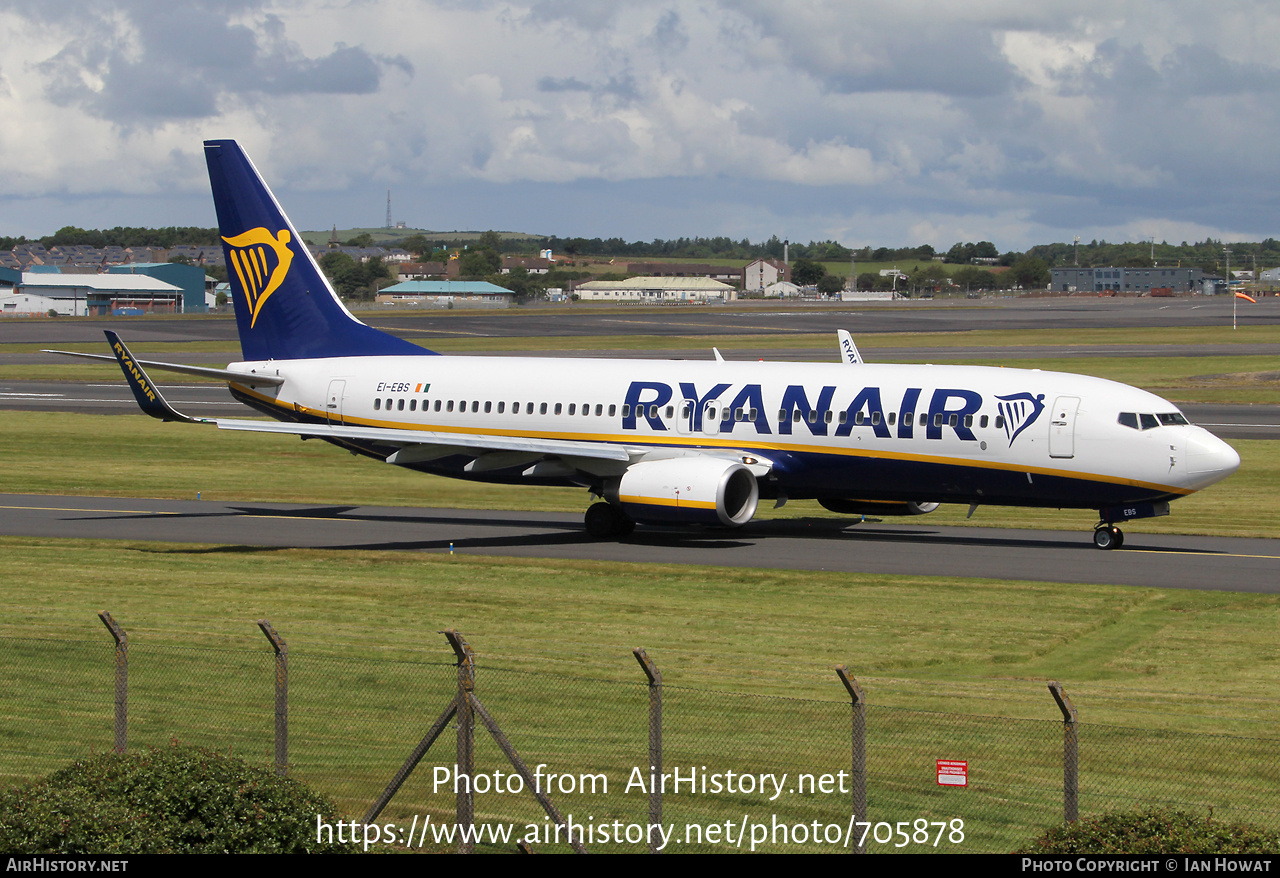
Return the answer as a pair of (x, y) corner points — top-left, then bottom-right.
(1119, 411), (1187, 431)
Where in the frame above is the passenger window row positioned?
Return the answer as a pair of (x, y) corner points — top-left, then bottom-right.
(370, 396), (1010, 432)
(373, 397), (622, 418)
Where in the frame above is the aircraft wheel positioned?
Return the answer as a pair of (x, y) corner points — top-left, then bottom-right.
(1112, 527), (1124, 548)
(585, 502), (628, 539)
(1093, 526), (1120, 550)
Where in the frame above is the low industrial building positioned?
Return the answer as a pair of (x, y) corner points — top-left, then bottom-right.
(1050, 266), (1204, 294)
(376, 280), (514, 308)
(0, 269), (186, 316)
(107, 262), (210, 314)
(575, 276), (736, 303)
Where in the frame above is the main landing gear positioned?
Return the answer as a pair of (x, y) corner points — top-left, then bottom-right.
(1092, 524), (1124, 550)
(585, 502), (635, 539)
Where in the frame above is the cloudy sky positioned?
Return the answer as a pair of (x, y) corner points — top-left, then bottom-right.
(1, 0), (1278, 251)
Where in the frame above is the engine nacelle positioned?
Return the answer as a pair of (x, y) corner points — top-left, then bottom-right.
(609, 458), (759, 527)
(819, 499), (940, 516)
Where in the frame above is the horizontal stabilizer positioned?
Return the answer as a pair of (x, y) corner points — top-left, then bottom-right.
(43, 346), (284, 388)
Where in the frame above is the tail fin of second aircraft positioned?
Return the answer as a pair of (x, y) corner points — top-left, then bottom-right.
(204, 139), (434, 362)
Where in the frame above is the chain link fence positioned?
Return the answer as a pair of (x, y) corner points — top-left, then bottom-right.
(1, 621), (1277, 853)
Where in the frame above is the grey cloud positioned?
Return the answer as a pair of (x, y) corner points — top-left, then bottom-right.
(648, 10), (690, 54)
(526, 0), (623, 31)
(809, 28), (1018, 98)
(537, 76), (593, 92)
(600, 74), (641, 102)
(35, 3), (408, 123)
(536, 73), (641, 104)
(1086, 38), (1280, 98)
(258, 44), (387, 96)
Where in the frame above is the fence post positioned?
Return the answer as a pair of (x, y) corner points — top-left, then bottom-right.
(257, 620), (288, 776)
(835, 665), (866, 854)
(633, 648), (662, 853)
(445, 628), (476, 854)
(1048, 681), (1078, 823)
(98, 612), (127, 754)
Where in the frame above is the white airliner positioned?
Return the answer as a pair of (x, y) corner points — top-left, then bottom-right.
(55, 140), (1241, 549)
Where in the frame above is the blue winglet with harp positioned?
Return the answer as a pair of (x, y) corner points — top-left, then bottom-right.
(105, 331), (212, 423)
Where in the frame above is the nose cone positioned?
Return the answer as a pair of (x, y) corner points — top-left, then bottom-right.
(1186, 429), (1241, 487)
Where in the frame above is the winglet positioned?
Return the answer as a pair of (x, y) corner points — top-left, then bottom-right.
(104, 331), (212, 424)
(837, 329), (863, 364)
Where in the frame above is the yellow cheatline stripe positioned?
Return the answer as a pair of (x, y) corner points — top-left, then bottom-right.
(618, 495), (717, 509)
(0, 505), (180, 515)
(229, 385), (1191, 497)
(1123, 548), (1280, 560)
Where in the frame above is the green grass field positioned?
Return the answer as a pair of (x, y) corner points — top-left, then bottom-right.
(2, 541), (1278, 851)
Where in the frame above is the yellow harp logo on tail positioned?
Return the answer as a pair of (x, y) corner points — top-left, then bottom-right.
(222, 228), (295, 328)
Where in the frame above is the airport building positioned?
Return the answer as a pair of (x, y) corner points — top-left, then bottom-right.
(1050, 266), (1203, 294)
(107, 262), (210, 314)
(376, 280), (514, 308)
(575, 276), (737, 302)
(0, 269), (186, 316)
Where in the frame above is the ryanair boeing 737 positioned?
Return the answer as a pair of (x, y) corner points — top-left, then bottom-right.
(54, 140), (1241, 549)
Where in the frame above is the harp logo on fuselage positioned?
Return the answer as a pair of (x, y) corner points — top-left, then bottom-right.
(222, 227), (295, 328)
(995, 392), (1046, 446)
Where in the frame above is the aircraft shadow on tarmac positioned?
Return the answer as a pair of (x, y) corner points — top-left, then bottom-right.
(57, 505), (1225, 556)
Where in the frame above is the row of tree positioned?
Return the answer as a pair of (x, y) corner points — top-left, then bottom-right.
(1024, 238), (1280, 274)
(11, 225), (1280, 273)
(0, 226), (221, 252)
(792, 256), (1050, 294)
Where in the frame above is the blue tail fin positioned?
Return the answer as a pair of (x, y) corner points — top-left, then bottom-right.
(204, 139), (435, 361)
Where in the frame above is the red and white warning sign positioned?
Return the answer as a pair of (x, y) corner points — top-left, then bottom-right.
(937, 759), (968, 787)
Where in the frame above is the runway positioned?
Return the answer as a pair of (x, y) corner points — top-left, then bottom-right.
(2, 493), (1279, 593)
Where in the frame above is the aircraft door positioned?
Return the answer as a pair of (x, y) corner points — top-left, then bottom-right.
(702, 400), (722, 437)
(1048, 396), (1079, 459)
(676, 399), (696, 435)
(326, 379), (346, 425)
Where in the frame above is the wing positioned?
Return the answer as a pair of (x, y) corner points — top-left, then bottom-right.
(67, 332), (772, 478)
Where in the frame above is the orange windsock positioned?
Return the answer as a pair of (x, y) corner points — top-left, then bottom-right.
(1235, 292), (1257, 303)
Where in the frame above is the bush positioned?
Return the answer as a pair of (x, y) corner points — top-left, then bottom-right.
(0, 745), (357, 853)
(1017, 808), (1280, 854)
